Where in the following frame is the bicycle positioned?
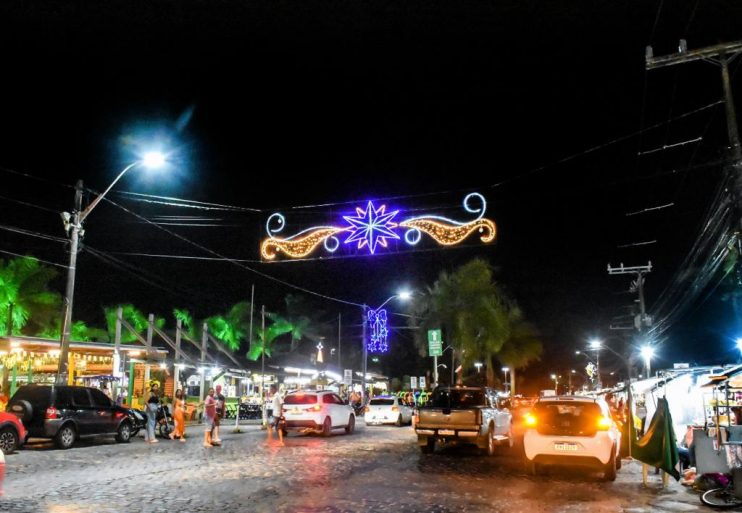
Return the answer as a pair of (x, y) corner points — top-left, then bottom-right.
(701, 442), (742, 509)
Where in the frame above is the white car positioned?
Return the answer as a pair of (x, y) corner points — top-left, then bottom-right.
(282, 390), (356, 436)
(364, 396), (414, 426)
(522, 395), (621, 481)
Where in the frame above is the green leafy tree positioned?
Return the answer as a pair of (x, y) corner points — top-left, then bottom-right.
(205, 302), (252, 351)
(173, 308), (197, 339)
(496, 306), (542, 393)
(104, 304), (163, 343)
(38, 319), (107, 342)
(0, 256), (61, 336)
(409, 258), (541, 387)
(247, 314), (297, 361)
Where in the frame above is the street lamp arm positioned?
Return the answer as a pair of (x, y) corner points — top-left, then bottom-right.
(80, 162), (139, 222)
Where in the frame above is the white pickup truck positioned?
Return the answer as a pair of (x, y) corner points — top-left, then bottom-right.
(415, 386), (512, 455)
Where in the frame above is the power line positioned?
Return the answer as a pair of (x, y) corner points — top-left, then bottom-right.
(0, 223), (67, 244)
(0, 165), (73, 190)
(114, 191), (262, 212)
(0, 248), (69, 269)
(0, 194), (62, 214)
(92, 191), (364, 308)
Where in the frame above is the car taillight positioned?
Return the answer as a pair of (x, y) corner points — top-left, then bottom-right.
(524, 413), (537, 427)
(391, 406), (399, 412)
(597, 416), (612, 430)
(364, 406), (370, 413)
(307, 404), (322, 412)
(45, 406), (58, 420)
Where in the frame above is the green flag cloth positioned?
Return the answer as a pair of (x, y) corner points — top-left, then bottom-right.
(631, 396), (680, 480)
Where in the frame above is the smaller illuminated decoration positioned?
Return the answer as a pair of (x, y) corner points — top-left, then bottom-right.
(260, 192), (497, 260)
(367, 308), (389, 353)
(317, 342), (324, 364)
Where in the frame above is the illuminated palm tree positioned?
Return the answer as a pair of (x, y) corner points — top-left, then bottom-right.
(0, 256), (61, 336)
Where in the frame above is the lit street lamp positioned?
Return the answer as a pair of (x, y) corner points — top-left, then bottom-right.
(474, 362), (483, 373)
(640, 345), (655, 379)
(56, 152), (168, 384)
(569, 369), (575, 394)
(550, 373), (559, 393)
(588, 339), (602, 389)
(502, 366), (509, 393)
(362, 290), (411, 401)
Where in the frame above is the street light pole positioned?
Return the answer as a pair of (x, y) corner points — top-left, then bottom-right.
(56, 154), (166, 385)
(361, 304), (368, 403)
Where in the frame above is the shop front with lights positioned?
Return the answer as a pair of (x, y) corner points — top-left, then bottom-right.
(0, 335), (169, 408)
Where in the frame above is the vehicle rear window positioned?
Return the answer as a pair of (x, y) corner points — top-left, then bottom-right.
(533, 401), (602, 420)
(284, 394), (318, 405)
(11, 385), (51, 404)
(71, 388), (91, 407)
(370, 399), (395, 406)
(55, 387), (73, 408)
(430, 389), (486, 408)
(90, 389), (111, 407)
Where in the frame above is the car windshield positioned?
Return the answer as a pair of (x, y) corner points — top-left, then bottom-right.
(430, 389), (486, 408)
(370, 399), (395, 406)
(284, 394), (318, 405)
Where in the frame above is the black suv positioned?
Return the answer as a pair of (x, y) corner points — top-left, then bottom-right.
(7, 385), (135, 449)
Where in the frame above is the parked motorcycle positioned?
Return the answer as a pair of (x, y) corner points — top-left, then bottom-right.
(125, 408), (147, 438)
(156, 404), (174, 438)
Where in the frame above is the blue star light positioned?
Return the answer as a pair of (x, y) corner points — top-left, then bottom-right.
(343, 201), (400, 254)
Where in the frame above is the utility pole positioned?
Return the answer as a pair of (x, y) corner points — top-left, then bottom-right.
(337, 313), (342, 369)
(608, 263), (653, 333)
(647, 40), (742, 220)
(361, 305), (368, 403)
(57, 180), (84, 384)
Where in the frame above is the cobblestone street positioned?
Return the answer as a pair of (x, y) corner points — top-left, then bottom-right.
(0, 421), (709, 513)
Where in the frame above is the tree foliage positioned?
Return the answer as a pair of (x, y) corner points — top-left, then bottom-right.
(0, 256), (61, 336)
(409, 258), (541, 386)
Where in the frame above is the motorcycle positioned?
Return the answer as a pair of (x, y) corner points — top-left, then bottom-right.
(156, 404), (174, 438)
(125, 408), (147, 438)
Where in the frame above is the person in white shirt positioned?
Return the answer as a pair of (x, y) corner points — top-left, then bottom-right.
(266, 385), (284, 446)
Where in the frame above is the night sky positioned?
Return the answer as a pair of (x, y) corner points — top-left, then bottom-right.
(1, 1), (741, 391)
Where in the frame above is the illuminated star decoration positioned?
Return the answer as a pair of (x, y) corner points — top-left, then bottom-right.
(343, 201), (400, 254)
(367, 308), (389, 353)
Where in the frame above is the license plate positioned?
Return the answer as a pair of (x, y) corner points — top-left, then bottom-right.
(439, 429), (455, 436)
(290, 408), (301, 414)
(554, 443), (578, 452)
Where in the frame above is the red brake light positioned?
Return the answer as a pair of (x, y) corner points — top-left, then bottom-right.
(524, 413), (537, 427)
(45, 406), (58, 420)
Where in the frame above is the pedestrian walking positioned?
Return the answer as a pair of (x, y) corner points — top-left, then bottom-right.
(145, 386), (160, 444)
(101, 382), (112, 400)
(266, 385), (284, 446)
(202, 387), (216, 447)
(170, 389), (186, 442)
(212, 384), (226, 444)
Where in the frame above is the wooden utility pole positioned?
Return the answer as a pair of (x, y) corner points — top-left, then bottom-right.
(646, 40), (742, 221)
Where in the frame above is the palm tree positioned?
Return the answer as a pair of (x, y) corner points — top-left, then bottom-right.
(496, 306), (542, 394)
(103, 304), (163, 343)
(173, 308), (197, 339)
(0, 256), (61, 336)
(205, 302), (252, 351)
(246, 314), (297, 361)
(37, 319), (107, 342)
(409, 258), (541, 387)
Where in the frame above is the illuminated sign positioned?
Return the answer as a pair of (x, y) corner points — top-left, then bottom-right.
(261, 193), (496, 260)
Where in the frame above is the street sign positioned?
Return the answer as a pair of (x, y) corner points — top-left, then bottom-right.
(411, 376), (418, 389)
(419, 376), (426, 389)
(343, 369), (353, 385)
(427, 329), (443, 357)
